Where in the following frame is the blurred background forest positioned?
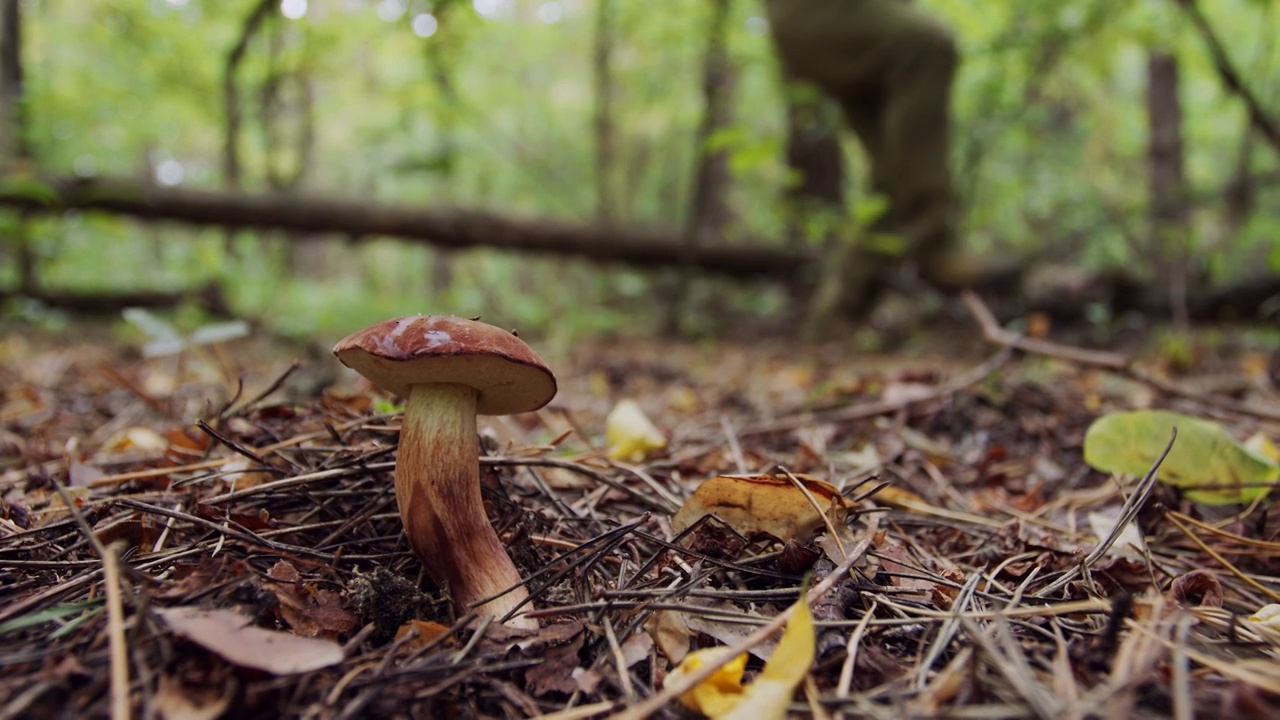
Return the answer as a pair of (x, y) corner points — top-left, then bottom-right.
(0, 0), (1278, 345)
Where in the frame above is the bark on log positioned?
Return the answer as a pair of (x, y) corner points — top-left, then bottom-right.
(0, 176), (810, 279)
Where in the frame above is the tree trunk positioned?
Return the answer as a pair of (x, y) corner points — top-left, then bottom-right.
(662, 0), (737, 333)
(1, 0), (35, 294)
(0, 0), (25, 162)
(592, 0), (617, 224)
(421, 3), (463, 296)
(1146, 51), (1191, 326)
(223, 0), (276, 190)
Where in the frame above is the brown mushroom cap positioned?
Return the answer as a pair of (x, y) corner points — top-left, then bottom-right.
(333, 315), (557, 415)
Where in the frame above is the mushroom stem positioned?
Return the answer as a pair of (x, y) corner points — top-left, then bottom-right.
(396, 382), (534, 628)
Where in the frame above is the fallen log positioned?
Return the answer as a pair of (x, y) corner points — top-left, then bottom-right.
(0, 175), (810, 279)
(2, 174), (1276, 324)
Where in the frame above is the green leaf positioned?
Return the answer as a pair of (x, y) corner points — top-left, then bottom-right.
(1083, 410), (1279, 505)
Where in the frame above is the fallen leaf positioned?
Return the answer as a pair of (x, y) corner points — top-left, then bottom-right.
(668, 595), (815, 719)
(648, 610), (691, 664)
(724, 597), (815, 720)
(69, 459), (104, 488)
(1083, 410), (1279, 505)
(94, 514), (162, 552)
(220, 457), (278, 490)
(154, 673), (234, 720)
(394, 619), (453, 649)
(265, 561), (359, 640)
(525, 627), (586, 697)
(156, 606), (344, 675)
(672, 648), (748, 718)
(101, 427), (169, 455)
(620, 630), (654, 668)
(1087, 509), (1147, 562)
(605, 399), (667, 462)
(672, 473), (850, 543)
(572, 667), (603, 694)
(1249, 604), (1280, 629)
(1165, 569), (1223, 608)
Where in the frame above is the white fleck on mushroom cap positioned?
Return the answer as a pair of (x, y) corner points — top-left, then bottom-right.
(332, 315), (557, 415)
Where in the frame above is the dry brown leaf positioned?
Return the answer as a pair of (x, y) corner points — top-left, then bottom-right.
(266, 560), (359, 640)
(1166, 569), (1223, 609)
(572, 667), (604, 694)
(525, 627), (586, 697)
(648, 610), (692, 664)
(93, 514), (162, 552)
(672, 473), (851, 543)
(154, 673), (234, 720)
(156, 606), (344, 675)
(687, 611), (778, 662)
(620, 630), (654, 668)
(394, 619), (453, 649)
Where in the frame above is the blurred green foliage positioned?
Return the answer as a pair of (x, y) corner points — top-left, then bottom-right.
(4, 0), (1278, 339)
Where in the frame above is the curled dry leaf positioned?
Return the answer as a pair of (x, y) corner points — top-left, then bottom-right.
(1249, 604), (1280, 630)
(672, 473), (851, 543)
(156, 606), (344, 675)
(1166, 569), (1224, 609)
(265, 560), (359, 640)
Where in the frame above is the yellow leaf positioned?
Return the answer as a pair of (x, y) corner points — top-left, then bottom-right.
(1250, 604), (1280, 629)
(101, 427), (169, 455)
(667, 597), (816, 719)
(672, 648), (748, 717)
(605, 399), (666, 462)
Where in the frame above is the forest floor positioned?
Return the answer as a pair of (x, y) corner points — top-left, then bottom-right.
(2, 303), (1279, 719)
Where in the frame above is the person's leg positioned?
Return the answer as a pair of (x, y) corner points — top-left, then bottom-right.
(877, 15), (959, 278)
(767, 0), (962, 312)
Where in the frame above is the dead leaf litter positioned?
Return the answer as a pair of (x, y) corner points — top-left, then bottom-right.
(1, 325), (1279, 718)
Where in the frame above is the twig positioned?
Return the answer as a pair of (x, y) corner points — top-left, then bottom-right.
(1034, 429), (1173, 598)
(196, 419), (273, 468)
(1166, 513), (1280, 602)
(221, 360), (300, 419)
(1173, 0), (1280, 153)
(962, 291), (1280, 421)
(103, 543), (130, 720)
(962, 291), (1128, 369)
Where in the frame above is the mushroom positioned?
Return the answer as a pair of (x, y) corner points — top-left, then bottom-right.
(333, 315), (556, 629)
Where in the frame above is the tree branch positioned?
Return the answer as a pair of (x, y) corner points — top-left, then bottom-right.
(0, 175), (809, 279)
(1174, 0), (1280, 154)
